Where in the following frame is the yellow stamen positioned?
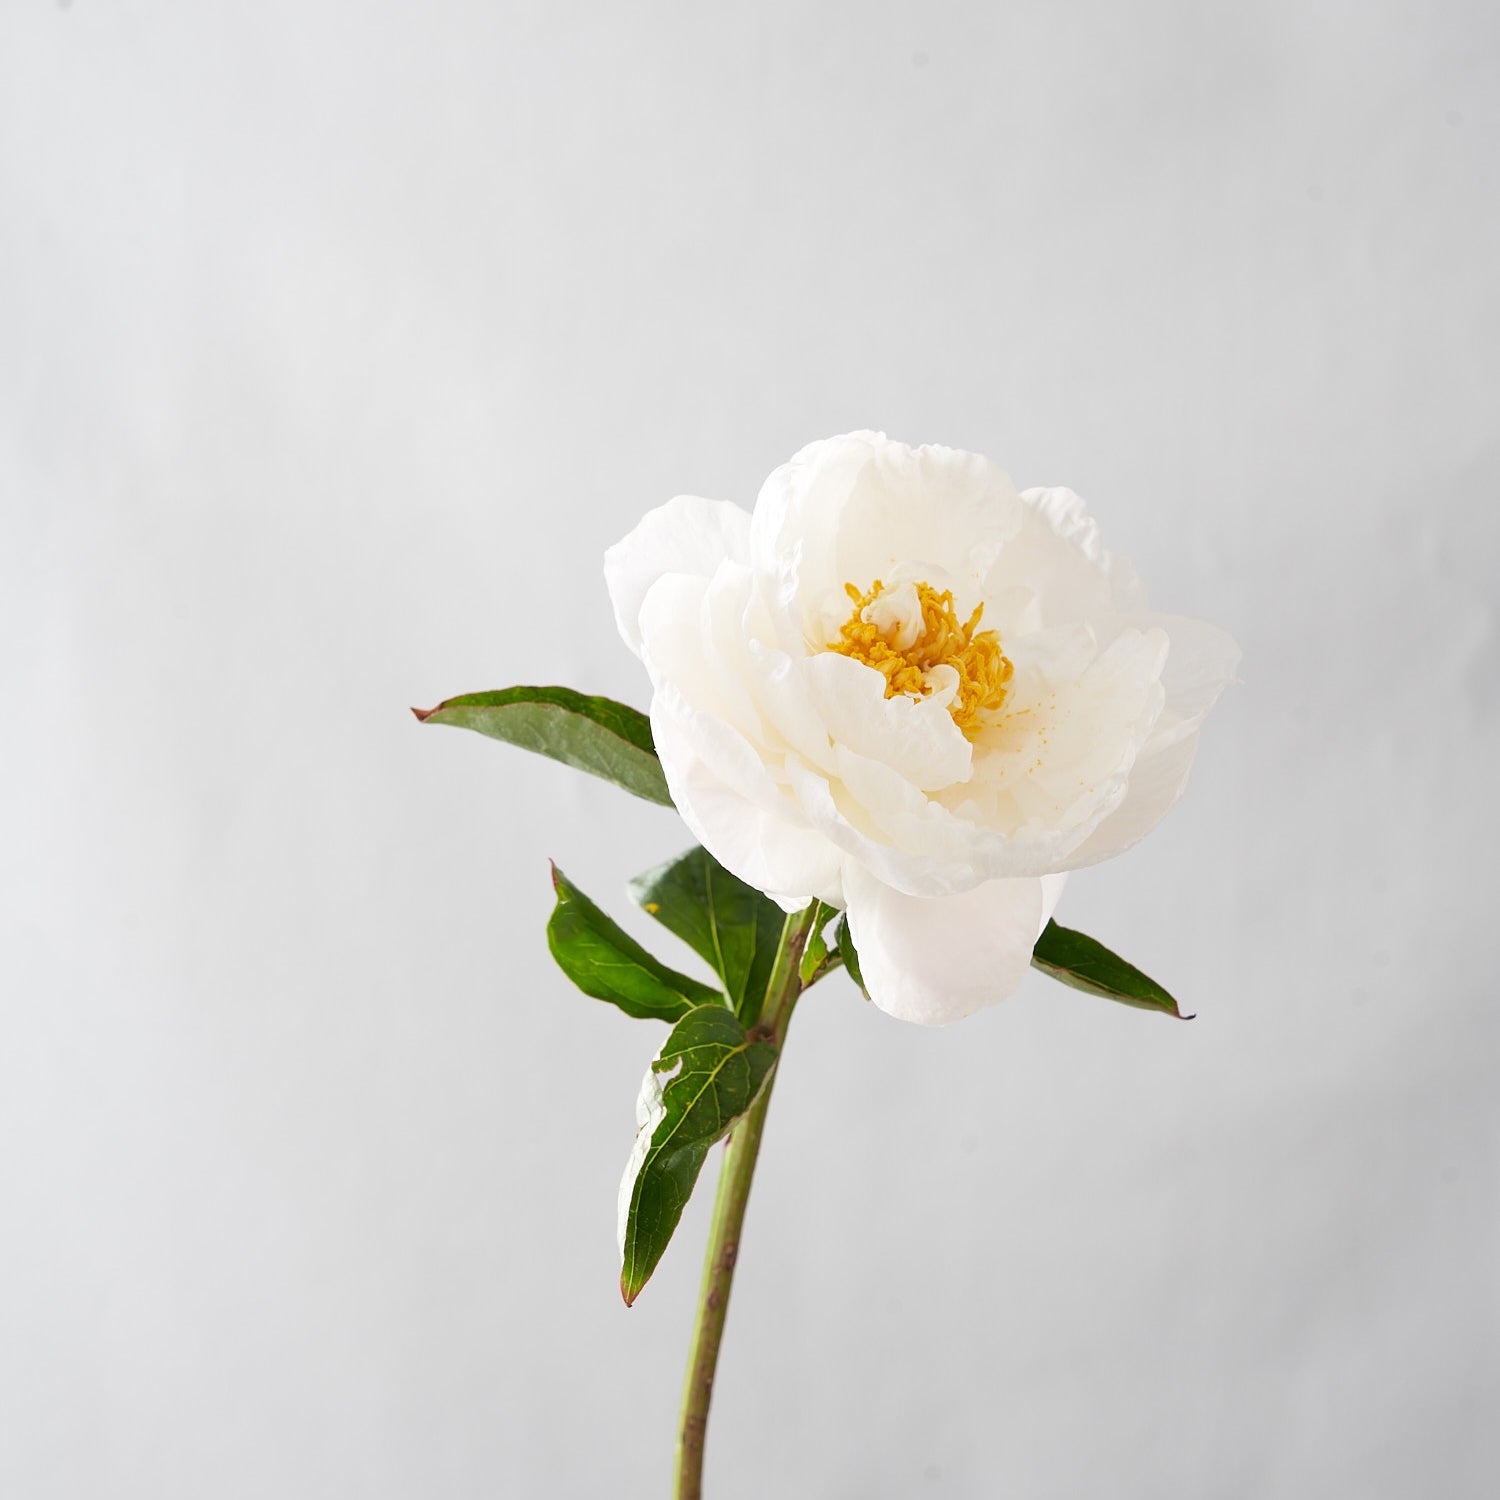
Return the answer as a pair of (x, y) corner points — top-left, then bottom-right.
(827, 579), (1013, 735)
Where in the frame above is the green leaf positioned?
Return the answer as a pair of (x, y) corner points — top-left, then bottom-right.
(547, 866), (724, 1023)
(629, 847), (787, 1027)
(619, 1005), (777, 1305)
(835, 914), (869, 999)
(413, 686), (672, 807)
(799, 902), (842, 985)
(1030, 920), (1187, 1018)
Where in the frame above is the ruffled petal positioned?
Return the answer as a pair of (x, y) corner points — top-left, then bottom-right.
(753, 433), (1025, 653)
(1065, 613), (1240, 864)
(843, 864), (1049, 1026)
(783, 748), (1000, 897)
(604, 495), (752, 657)
(649, 680), (845, 909)
(638, 568), (765, 746)
(954, 623), (1168, 849)
(1064, 731), (1201, 866)
(1131, 612), (1242, 746)
(982, 487), (1146, 637)
(803, 651), (973, 793)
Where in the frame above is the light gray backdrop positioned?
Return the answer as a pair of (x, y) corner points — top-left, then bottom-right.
(3, 2), (1496, 1497)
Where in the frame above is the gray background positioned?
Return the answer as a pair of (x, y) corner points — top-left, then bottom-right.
(3, 2), (1497, 1496)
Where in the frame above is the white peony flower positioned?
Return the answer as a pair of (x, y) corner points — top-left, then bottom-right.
(605, 432), (1238, 1027)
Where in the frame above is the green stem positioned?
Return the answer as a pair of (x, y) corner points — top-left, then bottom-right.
(673, 902), (819, 1500)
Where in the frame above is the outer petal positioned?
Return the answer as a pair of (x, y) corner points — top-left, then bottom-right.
(638, 561), (842, 779)
(983, 486), (1146, 637)
(1126, 612), (1242, 747)
(638, 569), (765, 746)
(844, 864), (1054, 1027)
(1038, 871), (1068, 927)
(649, 680), (845, 909)
(1065, 613), (1240, 864)
(1064, 731), (1201, 866)
(947, 623), (1170, 865)
(604, 495), (752, 657)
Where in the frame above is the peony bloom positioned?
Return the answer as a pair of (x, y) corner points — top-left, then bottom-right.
(605, 433), (1238, 1026)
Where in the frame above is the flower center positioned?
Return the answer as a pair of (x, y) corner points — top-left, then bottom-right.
(827, 579), (1014, 735)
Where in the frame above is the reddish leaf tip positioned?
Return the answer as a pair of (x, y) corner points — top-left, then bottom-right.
(411, 705), (434, 722)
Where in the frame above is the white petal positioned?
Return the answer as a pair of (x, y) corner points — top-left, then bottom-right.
(604, 495), (752, 657)
(1065, 613), (1240, 864)
(751, 433), (878, 653)
(752, 433), (1025, 653)
(638, 568), (765, 746)
(983, 487), (1146, 637)
(932, 624), (1170, 872)
(803, 651), (973, 793)
(784, 618), (1191, 890)
(1134, 612), (1242, 745)
(649, 682), (845, 908)
(638, 564), (844, 779)
(1039, 871), (1068, 927)
(861, 580), (924, 651)
(1064, 730), (1201, 865)
(843, 864), (1047, 1027)
(784, 749), (1003, 897)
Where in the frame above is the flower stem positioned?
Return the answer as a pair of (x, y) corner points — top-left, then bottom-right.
(673, 902), (819, 1500)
